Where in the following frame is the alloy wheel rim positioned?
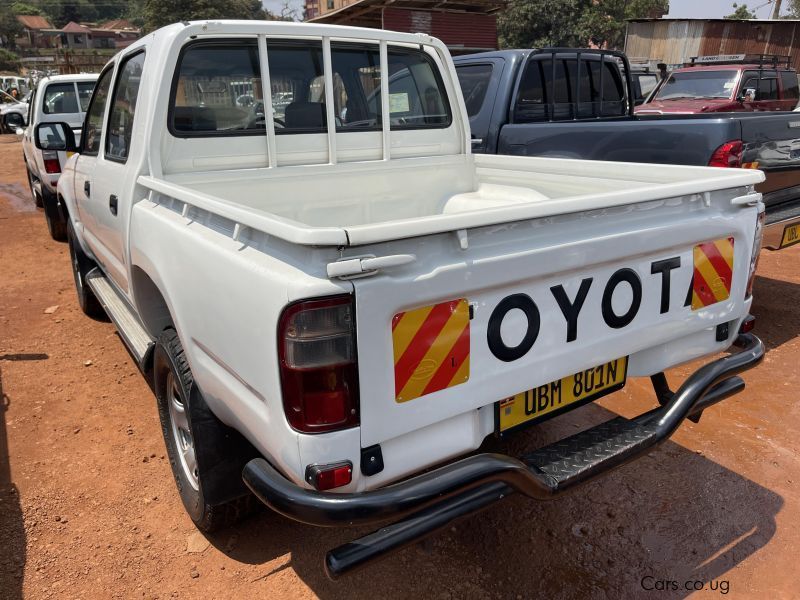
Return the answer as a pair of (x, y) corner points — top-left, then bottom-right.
(166, 370), (199, 491)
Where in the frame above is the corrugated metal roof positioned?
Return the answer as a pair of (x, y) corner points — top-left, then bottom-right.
(383, 8), (497, 49)
(625, 19), (800, 69)
(16, 15), (53, 30)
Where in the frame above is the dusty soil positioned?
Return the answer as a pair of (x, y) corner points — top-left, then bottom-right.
(1, 134), (799, 599)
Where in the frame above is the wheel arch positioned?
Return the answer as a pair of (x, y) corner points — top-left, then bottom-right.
(130, 263), (175, 343)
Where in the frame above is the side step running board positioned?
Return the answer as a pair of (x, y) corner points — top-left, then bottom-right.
(85, 269), (154, 369)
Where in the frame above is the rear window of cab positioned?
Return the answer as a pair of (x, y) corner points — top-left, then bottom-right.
(168, 39), (452, 137)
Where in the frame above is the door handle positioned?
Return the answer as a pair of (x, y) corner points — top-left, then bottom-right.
(109, 194), (118, 216)
(84, 180), (90, 197)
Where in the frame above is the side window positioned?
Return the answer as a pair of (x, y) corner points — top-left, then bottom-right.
(27, 87), (36, 124)
(781, 71), (799, 100)
(171, 42), (264, 135)
(82, 68), (114, 156)
(456, 64), (494, 117)
(739, 71), (759, 98)
(106, 52), (145, 162)
(77, 81), (96, 112)
(758, 71), (779, 101)
(42, 82), (79, 114)
(637, 74), (659, 98)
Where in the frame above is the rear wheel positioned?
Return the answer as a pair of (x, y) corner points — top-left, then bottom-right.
(154, 329), (258, 532)
(42, 188), (67, 241)
(67, 220), (105, 319)
(26, 169), (43, 208)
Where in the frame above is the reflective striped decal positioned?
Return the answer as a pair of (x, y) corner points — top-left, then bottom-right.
(392, 299), (470, 403)
(692, 237), (734, 310)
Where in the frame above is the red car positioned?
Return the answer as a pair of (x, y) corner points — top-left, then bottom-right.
(636, 54), (799, 114)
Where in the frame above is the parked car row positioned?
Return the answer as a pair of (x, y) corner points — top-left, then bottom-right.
(454, 49), (800, 252)
(14, 22), (797, 580)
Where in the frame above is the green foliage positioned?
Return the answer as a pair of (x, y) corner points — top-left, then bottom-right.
(785, 0), (800, 17)
(0, 8), (23, 50)
(11, 2), (42, 16)
(499, 0), (669, 50)
(725, 3), (757, 19)
(142, 0), (270, 32)
(498, 0), (585, 49)
(0, 48), (20, 71)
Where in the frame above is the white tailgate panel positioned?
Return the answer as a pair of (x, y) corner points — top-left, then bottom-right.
(352, 193), (756, 447)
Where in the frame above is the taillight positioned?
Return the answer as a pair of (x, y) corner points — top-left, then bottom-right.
(708, 140), (743, 168)
(42, 150), (61, 174)
(278, 295), (359, 433)
(746, 209), (765, 298)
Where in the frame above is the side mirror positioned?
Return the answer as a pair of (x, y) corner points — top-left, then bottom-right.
(34, 121), (77, 152)
(15, 127), (24, 138)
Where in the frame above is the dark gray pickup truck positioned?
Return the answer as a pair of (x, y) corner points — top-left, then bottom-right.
(453, 49), (800, 250)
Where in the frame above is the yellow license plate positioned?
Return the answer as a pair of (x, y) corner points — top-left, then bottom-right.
(496, 357), (628, 436)
(780, 224), (800, 249)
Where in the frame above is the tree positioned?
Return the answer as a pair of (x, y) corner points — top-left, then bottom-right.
(577, 0), (669, 49)
(143, 0), (270, 32)
(0, 48), (20, 71)
(725, 3), (757, 19)
(498, 0), (586, 49)
(785, 0), (800, 17)
(498, 0), (669, 51)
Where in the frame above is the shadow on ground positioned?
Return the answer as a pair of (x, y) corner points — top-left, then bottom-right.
(750, 274), (800, 351)
(0, 366), (26, 600)
(202, 400), (782, 599)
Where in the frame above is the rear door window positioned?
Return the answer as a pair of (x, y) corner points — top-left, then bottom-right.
(77, 81), (96, 111)
(780, 71), (799, 100)
(758, 71), (779, 100)
(456, 64), (494, 117)
(42, 82), (79, 114)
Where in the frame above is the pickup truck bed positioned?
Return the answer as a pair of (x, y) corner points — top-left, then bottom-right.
(454, 49), (800, 251)
(148, 153), (763, 246)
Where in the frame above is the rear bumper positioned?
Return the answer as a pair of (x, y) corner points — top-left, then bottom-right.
(763, 198), (800, 250)
(243, 333), (764, 579)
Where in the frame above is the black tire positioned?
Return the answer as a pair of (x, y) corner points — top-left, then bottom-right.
(3, 112), (24, 132)
(154, 329), (258, 532)
(26, 168), (43, 208)
(67, 220), (105, 319)
(42, 188), (67, 241)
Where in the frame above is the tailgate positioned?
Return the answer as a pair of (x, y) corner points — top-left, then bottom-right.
(351, 191), (758, 447)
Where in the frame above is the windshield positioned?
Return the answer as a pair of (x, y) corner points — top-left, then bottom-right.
(654, 70), (738, 101)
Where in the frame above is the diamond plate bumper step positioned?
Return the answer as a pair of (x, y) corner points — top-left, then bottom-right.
(242, 332), (764, 580)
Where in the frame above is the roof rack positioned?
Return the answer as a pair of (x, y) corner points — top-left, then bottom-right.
(688, 54), (792, 69)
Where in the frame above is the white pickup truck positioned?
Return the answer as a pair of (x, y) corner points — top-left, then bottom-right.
(50, 21), (766, 577)
(20, 73), (98, 240)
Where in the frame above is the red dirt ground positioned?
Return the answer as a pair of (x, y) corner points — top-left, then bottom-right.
(1, 134), (798, 599)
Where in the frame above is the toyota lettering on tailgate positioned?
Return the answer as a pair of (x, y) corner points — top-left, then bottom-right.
(392, 238), (734, 402)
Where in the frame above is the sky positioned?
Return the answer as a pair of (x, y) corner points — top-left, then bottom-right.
(263, 0), (792, 21)
(667, 0), (787, 19)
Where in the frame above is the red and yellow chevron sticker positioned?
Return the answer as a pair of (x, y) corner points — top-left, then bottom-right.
(692, 237), (734, 310)
(392, 299), (470, 403)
